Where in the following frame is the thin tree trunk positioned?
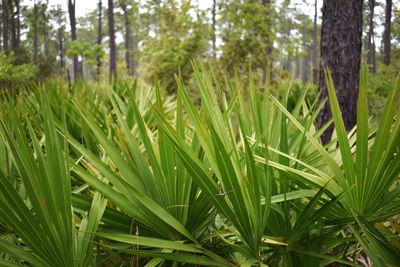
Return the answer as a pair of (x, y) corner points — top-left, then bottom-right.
(108, 0), (117, 79)
(68, 0), (81, 80)
(382, 0), (392, 65)
(312, 0), (318, 83)
(212, 0), (216, 60)
(302, 35), (310, 82)
(317, 0), (363, 144)
(59, 34), (64, 68)
(56, 5), (64, 69)
(121, 2), (134, 76)
(96, 0), (102, 78)
(261, 0), (273, 85)
(42, 3), (49, 57)
(285, 54), (291, 71)
(303, 53), (311, 82)
(33, 0), (38, 64)
(15, 0), (19, 47)
(367, 0), (376, 73)
(1, 0), (8, 54)
(0, 5), (2, 53)
(8, 0), (17, 52)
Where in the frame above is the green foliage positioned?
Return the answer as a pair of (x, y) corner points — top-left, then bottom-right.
(67, 41), (104, 65)
(0, 66), (399, 266)
(141, 0), (209, 93)
(219, 0), (273, 76)
(0, 54), (38, 90)
(277, 79), (319, 112)
(364, 64), (398, 123)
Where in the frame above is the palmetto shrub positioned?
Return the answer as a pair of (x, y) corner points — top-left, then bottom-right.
(0, 66), (399, 266)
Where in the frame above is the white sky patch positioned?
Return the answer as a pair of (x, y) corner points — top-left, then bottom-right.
(25, 0), (394, 47)
(40, 0), (321, 19)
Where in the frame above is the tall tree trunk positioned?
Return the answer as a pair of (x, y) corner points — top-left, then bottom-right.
(382, 0), (392, 66)
(302, 53), (310, 82)
(1, 1), (8, 54)
(0, 5), (2, 53)
(96, 0), (102, 78)
(261, 0), (273, 85)
(108, 0), (117, 79)
(284, 54), (291, 71)
(59, 33), (64, 68)
(15, 0), (20, 48)
(33, 0), (38, 64)
(312, 0), (318, 83)
(121, 2), (134, 76)
(8, 0), (17, 53)
(367, 0), (376, 73)
(295, 55), (300, 79)
(211, 0), (216, 60)
(317, 0), (363, 144)
(68, 0), (81, 80)
(42, 4), (49, 57)
(302, 30), (310, 82)
(56, 5), (65, 69)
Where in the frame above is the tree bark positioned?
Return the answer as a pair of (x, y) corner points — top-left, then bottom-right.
(108, 0), (117, 79)
(0, 6), (2, 53)
(8, 0), (17, 53)
(96, 0), (102, 78)
(382, 0), (392, 66)
(367, 0), (376, 73)
(2, 0), (8, 54)
(56, 5), (65, 69)
(312, 0), (318, 83)
(59, 34), (64, 68)
(261, 0), (273, 85)
(317, 0), (363, 144)
(33, 0), (38, 64)
(301, 30), (310, 82)
(212, 0), (216, 60)
(68, 0), (81, 80)
(121, 2), (134, 76)
(15, 0), (20, 48)
(42, 4), (49, 57)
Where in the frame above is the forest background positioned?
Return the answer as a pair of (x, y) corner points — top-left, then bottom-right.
(1, 0), (399, 98)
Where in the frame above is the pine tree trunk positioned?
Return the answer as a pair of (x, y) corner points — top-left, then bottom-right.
(212, 0), (216, 60)
(96, 0), (102, 78)
(312, 0), (318, 84)
(15, 0), (20, 48)
(8, 0), (17, 53)
(317, 0), (363, 144)
(261, 0), (273, 85)
(108, 0), (117, 79)
(0, 5), (2, 53)
(1, 0), (8, 54)
(302, 52), (310, 82)
(59, 34), (64, 68)
(367, 0), (376, 73)
(33, 0), (38, 64)
(68, 0), (81, 80)
(382, 0), (392, 66)
(42, 5), (49, 57)
(56, 5), (65, 69)
(121, 2), (134, 76)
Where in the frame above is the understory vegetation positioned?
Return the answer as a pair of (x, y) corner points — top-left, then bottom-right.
(0, 65), (399, 266)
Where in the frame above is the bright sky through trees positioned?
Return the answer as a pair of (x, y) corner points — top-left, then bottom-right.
(41, 0), (322, 20)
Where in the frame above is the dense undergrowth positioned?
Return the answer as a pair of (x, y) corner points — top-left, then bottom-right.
(0, 65), (399, 266)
